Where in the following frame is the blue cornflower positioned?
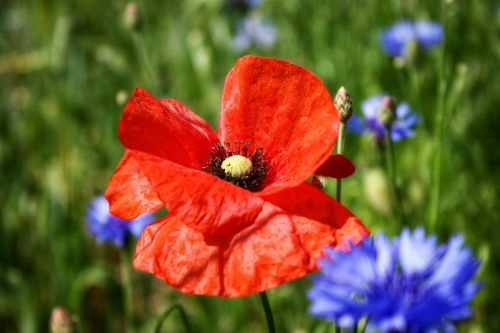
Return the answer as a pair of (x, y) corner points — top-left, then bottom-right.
(86, 195), (156, 247)
(349, 95), (420, 141)
(225, 0), (261, 11)
(308, 228), (481, 333)
(381, 20), (443, 57)
(232, 16), (278, 51)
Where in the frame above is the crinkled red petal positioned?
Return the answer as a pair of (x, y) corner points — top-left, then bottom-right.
(134, 183), (369, 297)
(105, 150), (162, 219)
(222, 202), (309, 296)
(134, 216), (221, 295)
(119, 88), (220, 169)
(127, 150), (265, 238)
(262, 182), (369, 268)
(134, 203), (310, 297)
(219, 56), (338, 195)
(315, 154), (356, 179)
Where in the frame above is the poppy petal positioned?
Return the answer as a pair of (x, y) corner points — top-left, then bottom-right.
(219, 56), (338, 194)
(134, 204), (311, 297)
(105, 150), (163, 219)
(119, 88), (220, 169)
(262, 182), (369, 267)
(315, 154), (356, 179)
(127, 150), (265, 237)
(134, 216), (222, 295)
(291, 215), (369, 268)
(222, 201), (310, 296)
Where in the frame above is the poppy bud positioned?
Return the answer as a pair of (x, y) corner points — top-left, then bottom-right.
(50, 307), (73, 333)
(379, 95), (396, 127)
(334, 86), (353, 122)
(123, 2), (142, 31)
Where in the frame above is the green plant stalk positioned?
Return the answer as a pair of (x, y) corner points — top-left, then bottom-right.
(334, 121), (351, 331)
(336, 122), (346, 203)
(360, 318), (369, 333)
(384, 126), (406, 224)
(428, 2), (449, 233)
(121, 244), (135, 333)
(155, 303), (192, 333)
(428, 81), (445, 233)
(259, 291), (276, 333)
(334, 121), (348, 333)
(132, 32), (158, 92)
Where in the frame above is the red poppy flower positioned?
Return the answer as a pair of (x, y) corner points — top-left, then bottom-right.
(105, 56), (369, 297)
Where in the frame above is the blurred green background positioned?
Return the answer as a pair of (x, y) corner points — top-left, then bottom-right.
(1, 0), (499, 332)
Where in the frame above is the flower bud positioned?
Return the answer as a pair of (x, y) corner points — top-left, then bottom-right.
(379, 95), (396, 127)
(334, 86), (353, 122)
(50, 307), (73, 333)
(123, 2), (142, 31)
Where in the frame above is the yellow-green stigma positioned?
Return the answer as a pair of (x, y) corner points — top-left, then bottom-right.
(202, 141), (268, 192)
(221, 155), (253, 177)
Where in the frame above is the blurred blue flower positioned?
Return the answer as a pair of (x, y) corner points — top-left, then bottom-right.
(381, 20), (443, 57)
(232, 16), (277, 51)
(86, 195), (156, 247)
(225, 0), (261, 11)
(349, 95), (420, 141)
(308, 228), (481, 333)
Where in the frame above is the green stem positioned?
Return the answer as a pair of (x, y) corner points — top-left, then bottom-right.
(428, 3), (448, 233)
(384, 126), (405, 224)
(360, 318), (369, 333)
(336, 122), (346, 203)
(408, 53), (421, 103)
(334, 122), (348, 332)
(121, 244), (135, 333)
(259, 291), (276, 333)
(428, 85), (444, 233)
(155, 303), (192, 333)
(336, 178), (342, 203)
(337, 122), (347, 155)
(132, 32), (158, 92)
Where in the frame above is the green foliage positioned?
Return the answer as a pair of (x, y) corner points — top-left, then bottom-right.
(1, 0), (499, 331)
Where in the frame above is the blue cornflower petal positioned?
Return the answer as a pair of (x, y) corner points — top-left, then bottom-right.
(246, 0), (261, 8)
(398, 227), (443, 276)
(415, 20), (444, 49)
(86, 195), (156, 247)
(380, 20), (443, 57)
(361, 95), (384, 119)
(373, 233), (397, 281)
(347, 113), (366, 135)
(232, 16), (278, 51)
(380, 20), (415, 57)
(396, 102), (412, 118)
(349, 95), (420, 141)
(308, 228), (481, 333)
(128, 213), (157, 238)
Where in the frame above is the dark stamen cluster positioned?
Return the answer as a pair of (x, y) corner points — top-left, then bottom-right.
(202, 141), (268, 192)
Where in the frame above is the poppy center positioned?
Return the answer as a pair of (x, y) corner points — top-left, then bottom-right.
(221, 155), (252, 177)
(202, 141), (268, 192)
